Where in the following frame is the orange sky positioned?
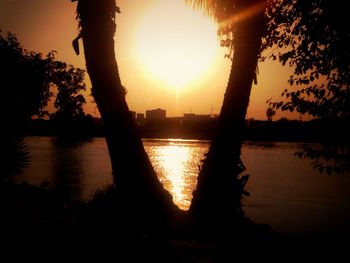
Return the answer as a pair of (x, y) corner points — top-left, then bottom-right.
(0, 0), (300, 120)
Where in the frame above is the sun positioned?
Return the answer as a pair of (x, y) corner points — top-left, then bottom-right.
(134, 0), (219, 90)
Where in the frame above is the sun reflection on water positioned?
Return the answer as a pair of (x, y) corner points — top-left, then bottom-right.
(157, 146), (189, 208)
(144, 139), (208, 210)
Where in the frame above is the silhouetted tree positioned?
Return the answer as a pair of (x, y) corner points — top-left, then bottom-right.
(1, 31), (87, 178)
(72, 0), (178, 225)
(1, 31), (53, 134)
(266, 107), (275, 121)
(52, 62), (86, 119)
(1, 31), (87, 132)
(187, 0), (267, 226)
(50, 61), (87, 136)
(263, 0), (350, 173)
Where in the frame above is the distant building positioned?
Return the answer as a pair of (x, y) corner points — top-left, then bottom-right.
(183, 113), (196, 120)
(136, 113), (145, 125)
(146, 108), (166, 120)
(183, 113), (211, 121)
(137, 113), (145, 121)
(130, 111), (136, 121)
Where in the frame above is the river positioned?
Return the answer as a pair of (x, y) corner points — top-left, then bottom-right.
(17, 136), (350, 237)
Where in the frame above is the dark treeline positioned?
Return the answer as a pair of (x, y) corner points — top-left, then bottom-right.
(27, 115), (105, 138)
(26, 116), (349, 143)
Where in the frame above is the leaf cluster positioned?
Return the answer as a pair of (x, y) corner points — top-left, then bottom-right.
(263, 0), (350, 119)
(0, 31), (87, 135)
(296, 143), (349, 175)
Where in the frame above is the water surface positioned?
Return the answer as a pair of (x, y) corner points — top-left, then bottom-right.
(18, 136), (350, 236)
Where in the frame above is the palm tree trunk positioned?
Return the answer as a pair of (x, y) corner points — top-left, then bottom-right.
(76, 0), (178, 224)
(190, 0), (266, 226)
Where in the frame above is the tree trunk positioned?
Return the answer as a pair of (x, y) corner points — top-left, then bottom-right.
(190, 0), (266, 227)
(76, 0), (178, 225)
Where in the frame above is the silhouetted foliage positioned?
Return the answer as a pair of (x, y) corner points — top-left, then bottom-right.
(0, 31), (87, 134)
(51, 62), (86, 119)
(49, 61), (87, 136)
(1, 31), (53, 134)
(296, 143), (349, 175)
(2, 138), (29, 182)
(1, 31), (87, 178)
(261, 0), (350, 173)
(266, 107), (275, 121)
(263, 0), (349, 119)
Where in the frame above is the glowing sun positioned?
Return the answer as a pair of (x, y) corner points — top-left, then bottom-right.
(134, 0), (219, 89)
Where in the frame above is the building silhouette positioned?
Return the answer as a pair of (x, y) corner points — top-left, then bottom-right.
(130, 111), (136, 121)
(146, 108), (166, 121)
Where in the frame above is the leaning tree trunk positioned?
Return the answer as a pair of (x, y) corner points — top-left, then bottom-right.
(190, 0), (266, 227)
(75, 0), (178, 225)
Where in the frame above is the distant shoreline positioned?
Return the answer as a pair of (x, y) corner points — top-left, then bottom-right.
(25, 117), (349, 144)
(23, 134), (324, 145)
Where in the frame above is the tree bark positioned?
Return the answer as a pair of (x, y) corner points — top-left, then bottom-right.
(76, 0), (178, 225)
(190, 0), (266, 226)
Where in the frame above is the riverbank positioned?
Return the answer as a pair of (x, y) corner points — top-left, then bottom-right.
(1, 181), (348, 261)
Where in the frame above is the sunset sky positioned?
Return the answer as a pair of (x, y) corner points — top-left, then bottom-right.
(0, 0), (298, 120)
